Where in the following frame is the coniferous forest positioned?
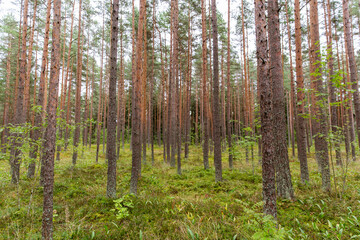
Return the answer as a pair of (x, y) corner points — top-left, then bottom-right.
(0, 0), (360, 238)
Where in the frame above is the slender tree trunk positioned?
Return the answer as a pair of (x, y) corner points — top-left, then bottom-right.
(130, 0), (146, 195)
(141, 11), (147, 166)
(106, 0), (119, 199)
(89, 61), (95, 148)
(310, 0), (331, 191)
(158, 30), (165, 155)
(201, 0), (209, 170)
(167, 18), (172, 165)
(149, 0), (155, 165)
(13, 0), (24, 124)
(343, 40), (356, 161)
(172, 0), (181, 174)
(226, 0), (233, 169)
(294, 0), (310, 183)
(1, 40), (12, 153)
(24, 0), (37, 120)
(103, 86), (108, 154)
(184, 7), (191, 160)
(211, 0), (222, 182)
(241, 0), (249, 163)
(72, 0), (83, 165)
(41, 0), (61, 237)
(285, 0), (296, 157)
(306, 6), (314, 151)
(343, 0), (360, 153)
(323, 0), (342, 166)
(96, 10), (105, 163)
(83, 34), (90, 149)
(10, 0), (29, 184)
(65, 59), (74, 149)
(220, 50), (226, 151)
(56, 1), (74, 161)
(117, 18), (124, 159)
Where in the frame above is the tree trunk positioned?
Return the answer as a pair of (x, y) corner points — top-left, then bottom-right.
(184, 7), (191, 160)
(323, 0), (342, 166)
(310, 0), (331, 192)
(294, 0), (310, 183)
(96, 10), (105, 163)
(343, 40), (356, 161)
(56, 1), (75, 161)
(72, 0), (83, 165)
(171, 0), (181, 174)
(268, 0), (294, 199)
(13, 0), (24, 125)
(201, 0), (209, 170)
(83, 34), (90, 149)
(41, 0), (61, 237)
(255, 0), (277, 219)
(150, 0), (155, 165)
(106, 0), (119, 199)
(343, 0), (360, 154)
(24, 0), (37, 120)
(64, 60), (73, 150)
(285, 0), (296, 158)
(117, 18), (124, 159)
(1, 40), (12, 153)
(130, 0), (146, 195)
(10, 0), (29, 184)
(226, 0), (233, 169)
(141, 11), (147, 166)
(211, 0), (222, 182)
(89, 61), (95, 149)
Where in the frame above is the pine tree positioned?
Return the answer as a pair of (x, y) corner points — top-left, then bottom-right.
(41, 0), (61, 237)
(255, 0), (277, 219)
(106, 0), (120, 198)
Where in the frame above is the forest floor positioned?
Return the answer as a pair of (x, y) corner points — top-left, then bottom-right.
(1, 143), (360, 239)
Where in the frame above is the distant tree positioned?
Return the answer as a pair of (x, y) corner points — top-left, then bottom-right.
(31, 0), (52, 181)
(201, 0), (209, 170)
(96, 7), (105, 163)
(343, 0), (360, 153)
(130, 0), (146, 195)
(226, 0), (233, 169)
(211, 0), (222, 182)
(294, 0), (309, 183)
(10, 0), (29, 184)
(310, 0), (331, 192)
(73, 0), (83, 166)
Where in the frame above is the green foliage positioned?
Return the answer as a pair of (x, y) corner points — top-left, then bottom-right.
(111, 194), (135, 220)
(236, 200), (287, 240)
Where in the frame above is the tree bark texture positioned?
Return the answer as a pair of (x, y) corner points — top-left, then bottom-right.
(41, 0), (61, 238)
(106, 0), (119, 199)
(254, 0), (277, 219)
(268, 0), (294, 199)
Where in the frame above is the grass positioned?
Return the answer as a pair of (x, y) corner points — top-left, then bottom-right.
(0, 142), (360, 239)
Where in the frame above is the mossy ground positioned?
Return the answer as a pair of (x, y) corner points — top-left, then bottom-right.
(0, 143), (360, 239)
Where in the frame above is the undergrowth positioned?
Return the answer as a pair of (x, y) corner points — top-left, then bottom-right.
(0, 144), (360, 239)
